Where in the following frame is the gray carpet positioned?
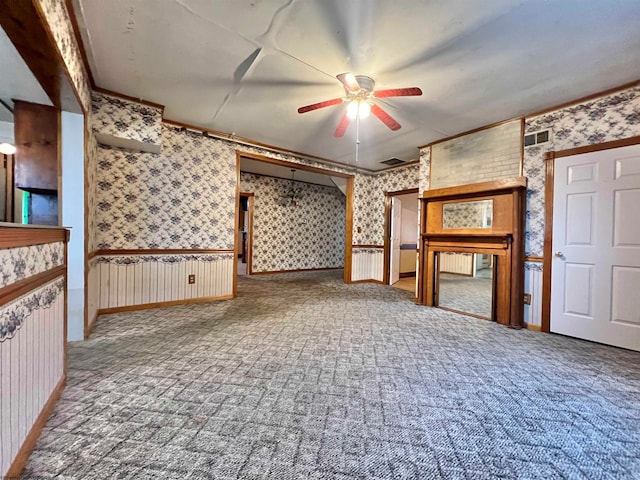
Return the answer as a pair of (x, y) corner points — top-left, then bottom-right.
(22, 270), (640, 479)
(439, 273), (493, 318)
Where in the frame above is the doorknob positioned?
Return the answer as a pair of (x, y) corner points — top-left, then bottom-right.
(554, 251), (564, 258)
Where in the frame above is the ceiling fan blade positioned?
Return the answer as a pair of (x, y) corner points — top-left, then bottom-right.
(334, 112), (351, 137)
(336, 72), (361, 92)
(374, 87), (423, 98)
(371, 104), (401, 131)
(298, 98), (343, 114)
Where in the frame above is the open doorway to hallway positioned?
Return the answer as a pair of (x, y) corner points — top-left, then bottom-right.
(237, 192), (253, 276)
(384, 188), (419, 296)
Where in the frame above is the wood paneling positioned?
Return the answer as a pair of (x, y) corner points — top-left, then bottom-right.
(351, 249), (384, 282)
(422, 177), (527, 200)
(14, 101), (60, 193)
(95, 255), (234, 311)
(524, 267), (543, 328)
(0, 286), (65, 477)
(0, 226), (68, 249)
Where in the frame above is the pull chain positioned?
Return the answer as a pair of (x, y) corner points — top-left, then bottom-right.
(355, 112), (360, 162)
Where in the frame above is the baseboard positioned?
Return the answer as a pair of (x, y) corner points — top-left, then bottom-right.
(97, 294), (234, 315)
(349, 279), (385, 284)
(399, 272), (416, 278)
(85, 310), (99, 339)
(6, 375), (66, 478)
(523, 323), (542, 332)
(251, 267), (343, 275)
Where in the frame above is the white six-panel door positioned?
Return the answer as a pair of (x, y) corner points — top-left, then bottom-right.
(551, 144), (640, 351)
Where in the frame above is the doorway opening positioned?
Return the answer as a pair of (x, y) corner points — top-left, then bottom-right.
(383, 188), (419, 295)
(237, 192), (254, 276)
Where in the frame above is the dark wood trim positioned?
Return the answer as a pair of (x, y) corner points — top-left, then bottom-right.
(551, 135), (640, 159)
(438, 306), (492, 321)
(83, 115), (89, 338)
(399, 272), (416, 278)
(383, 194), (392, 285)
(86, 310), (98, 339)
(527, 79), (640, 118)
(519, 117), (525, 176)
(349, 279), (385, 285)
(64, 0), (95, 88)
(344, 176), (354, 283)
(422, 177), (527, 200)
(241, 170), (342, 189)
(233, 152), (241, 296)
(525, 255), (544, 263)
(247, 194), (254, 275)
(524, 323), (542, 332)
(0, 226), (68, 249)
(239, 191), (255, 196)
(98, 294), (234, 315)
(238, 151), (354, 178)
(87, 250), (98, 260)
(63, 236), (68, 374)
(542, 151), (555, 334)
(93, 86), (165, 112)
(418, 117), (523, 149)
(352, 244), (384, 249)
(0, 266), (66, 308)
(0, 1), (81, 113)
(93, 248), (235, 256)
(5, 375), (66, 478)
(252, 267), (343, 275)
(385, 188), (419, 197)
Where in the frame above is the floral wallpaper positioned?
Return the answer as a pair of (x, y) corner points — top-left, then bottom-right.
(240, 173), (345, 272)
(86, 117), (100, 253)
(95, 125), (237, 249)
(353, 164), (420, 245)
(37, 0), (91, 112)
(523, 84), (640, 256)
(92, 92), (162, 146)
(0, 243), (64, 289)
(0, 278), (64, 342)
(419, 148), (431, 195)
(96, 253), (234, 265)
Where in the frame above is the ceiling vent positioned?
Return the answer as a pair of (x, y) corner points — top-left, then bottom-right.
(524, 129), (551, 148)
(380, 157), (405, 166)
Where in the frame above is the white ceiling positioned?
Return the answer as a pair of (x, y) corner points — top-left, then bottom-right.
(240, 157), (339, 187)
(0, 27), (53, 123)
(76, 0), (640, 171)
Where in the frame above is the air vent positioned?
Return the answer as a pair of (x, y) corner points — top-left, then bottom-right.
(524, 129), (551, 148)
(380, 157), (405, 166)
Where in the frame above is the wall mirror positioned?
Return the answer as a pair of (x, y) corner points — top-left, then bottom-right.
(442, 199), (493, 229)
(436, 252), (495, 319)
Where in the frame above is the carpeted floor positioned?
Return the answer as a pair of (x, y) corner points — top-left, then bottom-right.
(439, 273), (493, 318)
(22, 270), (640, 479)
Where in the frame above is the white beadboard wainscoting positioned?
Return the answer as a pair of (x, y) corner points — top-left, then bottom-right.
(94, 253), (235, 311)
(523, 262), (544, 328)
(439, 252), (473, 275)
(0, 278), (65, 478)
(351, 249), (384, 282)
(87, 257), (100, 332)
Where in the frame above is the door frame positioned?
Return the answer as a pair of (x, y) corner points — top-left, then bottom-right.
(542, 135), (640, 333)
(383, 188), (419, 285)
(234, 151), (355, 286)
(239, 192), (254, 275)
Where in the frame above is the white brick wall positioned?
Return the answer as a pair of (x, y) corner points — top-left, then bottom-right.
(430, 120), (521, 189)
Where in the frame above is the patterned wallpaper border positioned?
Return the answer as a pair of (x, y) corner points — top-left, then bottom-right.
(0, 243), (65, 289)
(96, 253), (235, 265)
(0, 278), (64, 342)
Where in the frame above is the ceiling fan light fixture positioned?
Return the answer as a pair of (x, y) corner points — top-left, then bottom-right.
(347, 100), (370, 120)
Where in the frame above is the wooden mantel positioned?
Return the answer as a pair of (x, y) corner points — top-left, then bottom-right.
(418, 177), (527, 328)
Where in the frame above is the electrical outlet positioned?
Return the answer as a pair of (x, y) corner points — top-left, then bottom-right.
(188, 274), (195, 284)
(523, 293), (531, 305)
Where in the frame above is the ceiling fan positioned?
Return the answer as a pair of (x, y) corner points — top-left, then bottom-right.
(297, 73), (422, 137)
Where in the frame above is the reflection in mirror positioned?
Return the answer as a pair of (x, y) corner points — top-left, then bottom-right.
(437, 252), (494, 319)
(442, 199), (493, 229)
